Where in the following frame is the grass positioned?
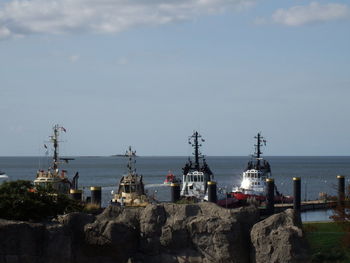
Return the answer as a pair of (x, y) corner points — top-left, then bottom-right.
(303, 222), (350, 262)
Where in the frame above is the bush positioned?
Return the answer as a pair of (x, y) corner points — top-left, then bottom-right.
(0, 180), (83, 221)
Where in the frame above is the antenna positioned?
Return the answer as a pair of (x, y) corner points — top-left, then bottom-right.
(254, 132), (267, 169)
(254, 132), (266, 159)
(188, 131), (205, 170)
(49, 124), (66, 171)
(126, 146), (137, 174)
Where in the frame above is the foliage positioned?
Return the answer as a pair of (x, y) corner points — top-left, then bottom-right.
(330, 184), (350, 249)
(0, 180), (83, 221)
(304, 222), (349, 263)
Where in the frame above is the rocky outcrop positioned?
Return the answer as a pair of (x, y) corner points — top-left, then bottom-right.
(0, 204), (309, 263)
(0, 213), (95, 263)
(84, 203), (259, 263)
(250, 209), (309, 263)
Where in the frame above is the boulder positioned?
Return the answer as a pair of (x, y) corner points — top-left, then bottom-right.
(83, 206), (141, 263)
(250, 209), (309, 263)
(139, 203), (167, 254)
(148, 203), (259, 263)
(0, 219), (46, 263)
(0, 203), (262, 263)
(0, 219), (72, 263)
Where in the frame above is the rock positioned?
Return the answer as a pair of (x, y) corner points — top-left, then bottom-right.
(58, 212), (95, 235)
(0, 219), (46, 263)
(139, 203), (167, 254)
(147, 203), (259, 263)
(44, 224), (72, 263)
(96, 205), (141, 227)
(250, 209), (309, 263)
(83, 206), (141, 263)
(0, 203), (263, 263)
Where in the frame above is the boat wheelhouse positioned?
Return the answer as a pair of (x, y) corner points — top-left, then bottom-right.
(112, 146), (149, 206)
(180, 131), (214, 199)
(34, 125), (78, 194)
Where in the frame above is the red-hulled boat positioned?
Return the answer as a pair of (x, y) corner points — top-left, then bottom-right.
(231, 133), (292, 203)
(163, 172), (181, 185)
(231, 133), (271, 201)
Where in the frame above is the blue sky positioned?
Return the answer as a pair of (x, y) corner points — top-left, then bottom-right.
(0, 0), (349, 156)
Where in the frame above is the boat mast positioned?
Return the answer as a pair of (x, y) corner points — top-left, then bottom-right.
(126, 146), (136, 175)
(189, 131), (204, 170)
(52, 125), (59, 170)
(255, 133), (262, 159)
(254, 132), (266, 169)
(50, 124), (66, 171)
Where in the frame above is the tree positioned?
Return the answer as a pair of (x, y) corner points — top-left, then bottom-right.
(0, 180), (83, 221)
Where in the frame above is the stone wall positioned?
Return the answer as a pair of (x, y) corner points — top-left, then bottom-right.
(0, 203), (308, 263)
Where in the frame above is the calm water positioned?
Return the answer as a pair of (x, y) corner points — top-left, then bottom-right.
(1, 156), (350, 210)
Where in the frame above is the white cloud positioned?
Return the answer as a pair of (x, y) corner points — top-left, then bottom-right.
(0, 25), (11, 39)
(0, 0), (255, 39)
(117, 57), (128, 66)
(272, 2), (350, 26)
(253, 17), (267, 25)
(69, 54), (79, 62)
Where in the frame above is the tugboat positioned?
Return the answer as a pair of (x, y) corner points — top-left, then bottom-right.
(112, 146), (149, 206)
(163, 171), (181, 185)
(180, 131), (214, 200)
(231, 133), (271, 202)
(34, 125), (78, 194)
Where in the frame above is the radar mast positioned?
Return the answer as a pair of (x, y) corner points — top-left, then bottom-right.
(254, 132), (267, 169)
(49, 124), (66, 171)
(126, 146), (137, 175)
(188, 131), (205, 170)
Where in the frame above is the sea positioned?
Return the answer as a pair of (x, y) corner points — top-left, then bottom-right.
(1, 156), (349, 221)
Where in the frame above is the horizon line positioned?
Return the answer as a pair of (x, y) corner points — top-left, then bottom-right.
(0, 155), (350, 158)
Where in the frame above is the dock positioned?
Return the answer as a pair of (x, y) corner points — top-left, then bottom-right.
(274, 200), (337, 212)
(260, 200), (337, 216)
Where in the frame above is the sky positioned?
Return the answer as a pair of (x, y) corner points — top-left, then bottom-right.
(0, 0), (349, 156)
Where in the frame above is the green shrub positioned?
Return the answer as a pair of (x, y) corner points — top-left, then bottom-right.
(0, 180), (83, 221)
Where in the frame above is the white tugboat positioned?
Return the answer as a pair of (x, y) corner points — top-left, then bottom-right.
(180, 131), (214, 200)
(34, 124), (78, 194)
(112, 146), (149, 207)
(231, 133), (271, 201)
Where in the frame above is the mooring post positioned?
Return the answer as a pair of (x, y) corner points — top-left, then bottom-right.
(170, 183), (180, 203)
(266, 178), (275, 215)
(90, 186), (102, 207)
(337, 175), (345, 206)
(293, 177), (301, 213)
(207, 181), (217, 203)
(70, 189), (82, 201)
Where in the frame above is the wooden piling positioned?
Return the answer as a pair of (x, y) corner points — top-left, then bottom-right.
(337, 175), (345, 206)
(90, 186), (102, 207)
(70, 189), (82, 201)
(170, 183), (180, 203)
(293, 177), (301, 213)
(207, 181), (217, 203)
(266, 178), (274, 215)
